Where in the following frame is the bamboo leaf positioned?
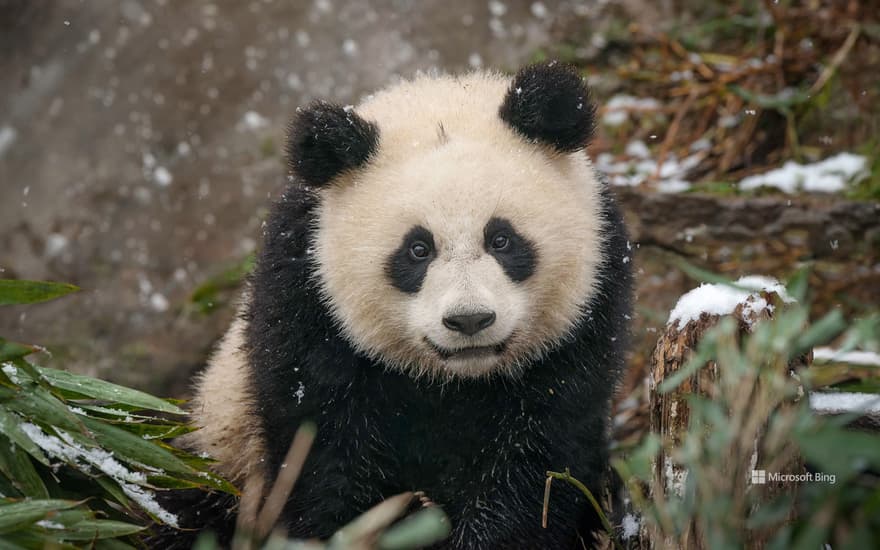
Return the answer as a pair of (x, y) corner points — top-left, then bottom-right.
(38, 519), (145, 540)
(1, 384), (85, 433)
(728, 85), (811, 111)
(0, 340), (36, 362)
(0, 531), (80, 550)
(0, 280), (80, 306)
(792, 310), (846, 356)
(0, 499), (80, 534)
(78, 416), (193, 475)
(95, 476), (131, 508)
(94, 538), (138, 550)
(0, 408), (49, 466)
(785, 265), (811, 303)
(378, 507), (451, 550)
(0, 436), (49, 498)
(37, 367), (185, 415)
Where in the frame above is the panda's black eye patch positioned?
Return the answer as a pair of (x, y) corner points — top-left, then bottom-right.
(484, 218), (537, 282)
(386, 226), (435, 293)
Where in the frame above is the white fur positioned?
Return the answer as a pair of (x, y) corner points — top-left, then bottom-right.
(181, 313), (265, 484)
(314, 71), (605, 380)
(188, 70), (608, 484)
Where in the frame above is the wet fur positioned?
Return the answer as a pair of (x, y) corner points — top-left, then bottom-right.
(155, 63), (633, 548)
(238, 183), (632, 547)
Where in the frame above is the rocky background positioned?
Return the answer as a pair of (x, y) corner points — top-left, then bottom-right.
(1, 0), (877, 399)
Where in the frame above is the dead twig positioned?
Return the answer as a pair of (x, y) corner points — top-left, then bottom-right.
(809, 23), (862, 95)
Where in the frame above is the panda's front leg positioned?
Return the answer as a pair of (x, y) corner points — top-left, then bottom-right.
(274, 454), (388, 538)
(438, 489), (583, 549)
(430, 463), (588, 549)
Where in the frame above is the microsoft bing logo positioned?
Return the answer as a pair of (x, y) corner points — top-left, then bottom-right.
(751, 470), (767, 484)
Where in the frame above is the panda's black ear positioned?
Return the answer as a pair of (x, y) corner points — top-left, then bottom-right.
(499, 61), (596, 153)
(286, 101), (380, 187)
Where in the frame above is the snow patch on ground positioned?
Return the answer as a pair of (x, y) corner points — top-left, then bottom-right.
(601, 95), (661, 127)
(668, 275), (793, 329)
(739, 152), (867, 193)
(596, 141), (702, 193)
(813, 348), (880, 366)
(810, 392), (880, 414)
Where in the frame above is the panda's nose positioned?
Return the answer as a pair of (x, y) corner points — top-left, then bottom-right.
(443, 311), (496, 336)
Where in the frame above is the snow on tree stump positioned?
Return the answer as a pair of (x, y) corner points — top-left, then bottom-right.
(640, 277), (810, 549)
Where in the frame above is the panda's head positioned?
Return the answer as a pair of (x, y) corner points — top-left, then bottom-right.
(288, 62), (605, 380)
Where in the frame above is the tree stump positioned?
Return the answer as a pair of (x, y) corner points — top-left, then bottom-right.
(634, 287), (811, 549)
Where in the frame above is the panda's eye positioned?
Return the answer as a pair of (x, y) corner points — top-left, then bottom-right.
(491, 234), (510, 251)
(408, 240), (431, 260)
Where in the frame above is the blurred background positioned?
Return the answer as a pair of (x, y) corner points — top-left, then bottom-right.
(1, 0), (878, 398)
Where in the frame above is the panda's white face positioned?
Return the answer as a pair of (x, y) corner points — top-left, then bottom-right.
(311, 71), (605, 380)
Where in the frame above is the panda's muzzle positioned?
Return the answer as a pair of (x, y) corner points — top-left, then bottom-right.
(425, 338), (507, 360)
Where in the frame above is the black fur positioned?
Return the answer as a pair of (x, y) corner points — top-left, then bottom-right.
(385, 225), (437, 294)
(499, 61), (596, 153)
(229, 180), (632, 548)
(286, 101), (380, 187)
(483, 217), (537, 282)
(147, 489), (238, 548)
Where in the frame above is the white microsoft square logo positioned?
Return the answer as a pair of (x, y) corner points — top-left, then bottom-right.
(751, 470), (766, 484)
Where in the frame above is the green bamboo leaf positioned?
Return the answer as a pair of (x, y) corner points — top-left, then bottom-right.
(0, 408), (49, 465)
(75, 404), (183, 422)
(728, 85), (811, 111)
(105, 422), (193, 441)
(27, 508), (94, 527)
(37, 367), (185, 415)
(145, 471), (236, 495)
(0, 340), (36, 362)
(160, 470), (238, 495)
(143, 475), (206, 491)
(378, 507), (451, 550)
(2, 384), (85, 433)
(663, 254), (738, 287)
(0, 280), (80, 306)
(0, 499), (80, 534)
(0, 537), (28, 550)
(95, 476), (131, 508)
(0, 531), (80, 550)
(785, 265), (812, 304)
(10, 358), (51, 391)
(94, 538), (138, 550)
(78, 416), (193, 475)
(39, 519), (145, 540)
(792, 310), (846, 357)
(192, 532), (219, 550)
(190, 254), (255, 313)
(797, 428), (880, 478)
(0, 436), (49, 498)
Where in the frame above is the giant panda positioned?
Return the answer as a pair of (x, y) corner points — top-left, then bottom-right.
(165, 61), (633, 549)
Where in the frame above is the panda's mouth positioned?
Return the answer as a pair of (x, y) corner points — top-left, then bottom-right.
(425, 338), (507, 360)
